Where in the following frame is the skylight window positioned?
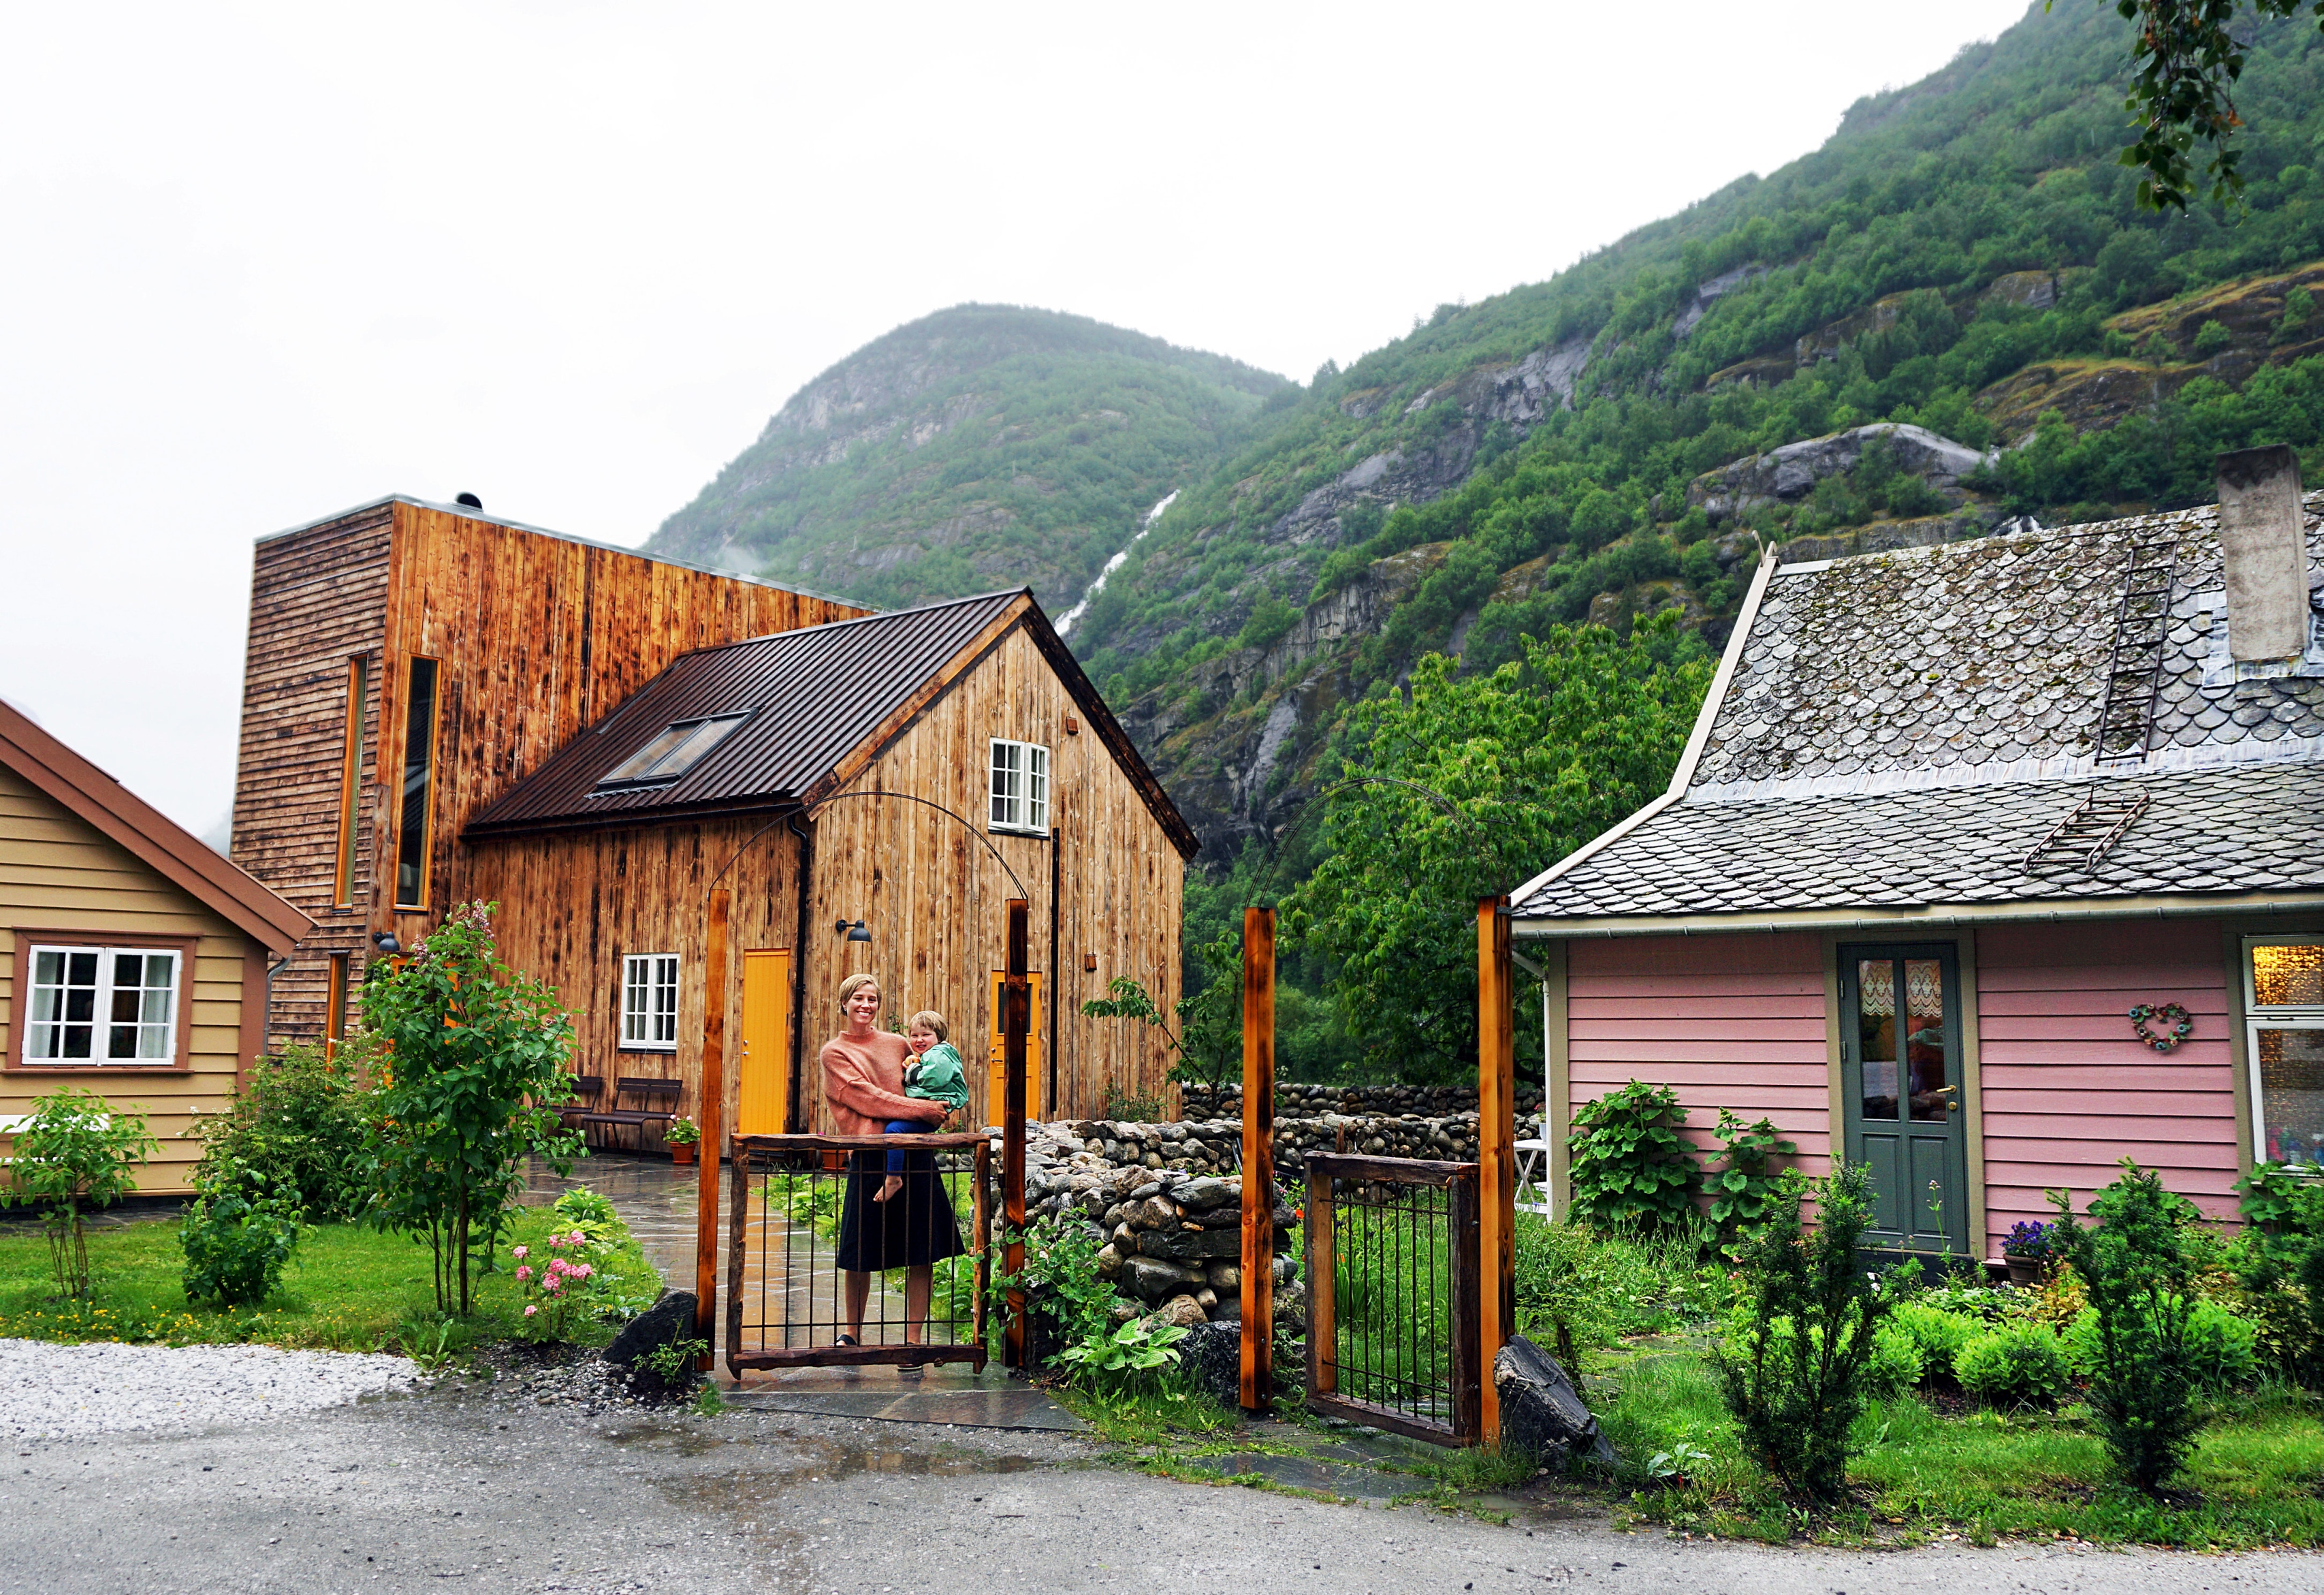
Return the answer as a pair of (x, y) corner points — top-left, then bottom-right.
(599, 714), (748, 789)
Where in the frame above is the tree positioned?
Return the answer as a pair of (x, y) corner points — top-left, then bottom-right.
(0, 1087), (157, 1299)
(2073, 0), (2324, 210)
(1284, 614), (1709, 1082)
(360, 903), (582, 1314)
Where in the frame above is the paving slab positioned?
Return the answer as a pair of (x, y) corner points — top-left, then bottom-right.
(722, 1366), (1085, 1433)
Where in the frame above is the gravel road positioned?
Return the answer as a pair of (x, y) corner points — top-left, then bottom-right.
(0, 1338), (418, 1441)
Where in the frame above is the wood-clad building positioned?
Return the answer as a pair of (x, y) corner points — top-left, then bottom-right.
(1, 699), (310, 1192)
(230, 496), (1196, 1141)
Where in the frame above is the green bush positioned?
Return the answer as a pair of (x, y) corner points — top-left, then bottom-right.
(550, 1188), (623, 1244)
(1514, 1213), (1719, 1370)
(1567, 1081), (1703, 1232)
(2234, 1163), (2324, 1389)
(1716, 1163), (1896, 1501)
(1955, 1322), (2072, 1408)
(2065, 1299), (2257, 1393)
(1890, 1301), (1985, 1380)
(179, 1169), (304, 1307)
(1719, 1310), (1923, 1400)
(189, 1041), (370, 1220)
(2048, 1162), (2210, 1493)
(1706, 1109), (1796, 1240)
(0, 1086), (158, 1299)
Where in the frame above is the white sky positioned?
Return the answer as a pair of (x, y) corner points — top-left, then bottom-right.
(0, 0), (2039, 833)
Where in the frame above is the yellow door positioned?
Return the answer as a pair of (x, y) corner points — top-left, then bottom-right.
(737, 949), (792, 1138)
(987, 970), (1043, 1122)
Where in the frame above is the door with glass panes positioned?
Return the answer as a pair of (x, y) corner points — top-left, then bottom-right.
(1839, 945), (1970, 1254)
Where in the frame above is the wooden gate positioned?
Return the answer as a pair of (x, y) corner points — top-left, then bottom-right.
(724, 1132), (991, 1373)
(1303, 1151), (1482, 1445)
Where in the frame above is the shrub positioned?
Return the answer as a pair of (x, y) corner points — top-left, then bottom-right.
(2234, 1163), (2324, 1388)
(511, 1229), (607, 1342)
(2065, 1299), (2258, 1393)
(1715, 1163), (1896, 1500)
(1955, 1323), (2073, 1409)
(1718, 1310), (1924, 1400)
(1053, 1316), (1189, 1394)
(2046, 1162), (2210, 1493)
(1889, 1301), (1984, 1380)
(1567, 1081), (1703, 1232)
(0, 1087), (158, 1299)
(1514, 1214), (1719, 1371)
(993, 1216), (1115, 1361)
(188, 1041), (369, 1220)
(550, 1188), (622, 1244)
(179, 1165), (304, 1307)
(1706, 1109), (1796, 1240)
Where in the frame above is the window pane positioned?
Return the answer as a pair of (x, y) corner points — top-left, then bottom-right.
(1028, 745), (1049, 832)
(1905, 958), (1950, 1122)
(648, 716), (744, 779)
(396, 658), (439, 909)
(623, 958), (647, 1042)
(2258, 1027), (2324, 1168)
(1858, 959), (1898, 1121)
(33, 949), (62, 985)
(991, 742), (1021, 826)
(609, 724), (693, 784)
(2254, 944), (2324, 1008)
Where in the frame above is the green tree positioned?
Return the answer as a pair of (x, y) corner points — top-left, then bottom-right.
(360, 903), (582, 1314)
(0, 1087), (157, 1299)
(1285, 614), (1708, 1081)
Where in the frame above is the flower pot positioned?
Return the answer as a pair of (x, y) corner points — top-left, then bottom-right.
(670, 1143), (697, 1166)
(2004, 1254), (2044, 1287)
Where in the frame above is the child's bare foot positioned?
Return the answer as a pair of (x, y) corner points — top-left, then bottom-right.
(875, 1175), (902, 1203)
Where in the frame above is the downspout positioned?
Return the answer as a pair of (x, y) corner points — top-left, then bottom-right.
(1047, 808), (1062, 1117)
(786, 811), (816, 1134)
(261, 953), (290, 1058)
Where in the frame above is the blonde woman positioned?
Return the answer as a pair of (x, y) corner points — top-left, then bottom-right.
(819, 973), (960, 1347)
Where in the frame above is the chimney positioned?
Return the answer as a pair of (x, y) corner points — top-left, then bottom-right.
(2214, 444), (2309, 663)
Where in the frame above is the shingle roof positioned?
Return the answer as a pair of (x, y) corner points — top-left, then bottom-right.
(1514, 493), (2324, 928)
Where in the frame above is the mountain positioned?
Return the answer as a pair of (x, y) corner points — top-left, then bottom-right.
(1063, 0), (2324, 862)
(647, 304), (1294, 612)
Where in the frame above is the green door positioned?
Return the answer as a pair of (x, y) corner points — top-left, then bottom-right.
(1838, 945), (1969, 1256)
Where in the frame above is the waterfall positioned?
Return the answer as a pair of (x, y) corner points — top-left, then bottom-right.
(1055, 490), (1177, 637)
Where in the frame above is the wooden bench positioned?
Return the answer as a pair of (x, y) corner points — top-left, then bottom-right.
(569, 1076), (681, 1152)
(558, 1075), (605, 1144)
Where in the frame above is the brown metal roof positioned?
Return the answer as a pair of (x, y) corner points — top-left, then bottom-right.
(464, 590), (1198, 855)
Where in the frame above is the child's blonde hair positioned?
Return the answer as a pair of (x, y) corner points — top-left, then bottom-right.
(906, 1009), (949, 1043)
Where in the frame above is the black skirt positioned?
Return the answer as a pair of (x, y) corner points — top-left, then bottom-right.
(834, 1146), (964, 1272)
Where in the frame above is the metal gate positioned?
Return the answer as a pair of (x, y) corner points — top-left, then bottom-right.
(1303, 1152), (1482, 1444)
(724, 1132), (991, 1373)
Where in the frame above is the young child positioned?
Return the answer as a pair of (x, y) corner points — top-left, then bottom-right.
(876, 1009), (970, 1203)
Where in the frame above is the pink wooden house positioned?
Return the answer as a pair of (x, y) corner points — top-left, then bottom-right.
(1512, 447), (2324, 1260)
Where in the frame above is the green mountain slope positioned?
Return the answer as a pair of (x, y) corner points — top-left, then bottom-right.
(1071, 0), (2324, 862)
(647, 304), (1293, 611)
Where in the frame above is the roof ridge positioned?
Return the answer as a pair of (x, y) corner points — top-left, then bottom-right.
(660, 588), (1028, 663)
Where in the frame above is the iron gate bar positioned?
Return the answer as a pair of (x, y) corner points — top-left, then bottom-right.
(725, 1131), (991, 1375)
(1303, 1152), (1481, 1447)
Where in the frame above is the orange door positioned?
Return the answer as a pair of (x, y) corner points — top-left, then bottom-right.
(986, 970), (1043, 1122)
(737, 949), (792, 1137)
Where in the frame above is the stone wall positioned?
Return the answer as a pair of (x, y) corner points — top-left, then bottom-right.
(1182, 1081), (1547, 1121)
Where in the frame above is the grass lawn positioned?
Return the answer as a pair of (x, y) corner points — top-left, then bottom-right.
(0, 1207), (663, 1357)
(1595, 1343), (2324, 1549)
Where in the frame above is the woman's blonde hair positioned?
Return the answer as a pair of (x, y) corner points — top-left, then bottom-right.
(906, 1010), (949, 1043)
(836, 973), (880, 1014)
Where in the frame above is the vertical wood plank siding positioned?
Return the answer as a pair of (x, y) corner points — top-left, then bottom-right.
(0, 764), (253, 1192)
(1973, 918), (2239, 1244)
(1566, 933), (1832, 1174)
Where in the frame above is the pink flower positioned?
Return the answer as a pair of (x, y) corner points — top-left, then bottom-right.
(572, 1264), (593, 1278)
(524, 1306), (537, 1317)
(544, 1276), (562, 1293)
(511, 1246), (528, 1260)
(515, 1265), (532, 1282)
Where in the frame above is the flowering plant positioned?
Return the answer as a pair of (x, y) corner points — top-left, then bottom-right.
(512, 1229), (602, 1341)
(665, 1117), (703, 1146)
(2001, 1220), (2053, 1261)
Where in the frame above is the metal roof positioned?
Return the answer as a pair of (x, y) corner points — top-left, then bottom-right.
(1513, 494), (2324, 930)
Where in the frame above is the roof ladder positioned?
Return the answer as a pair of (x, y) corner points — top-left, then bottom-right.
(2020, 784), (2152, 875)
(2091, 535), (2180, 763)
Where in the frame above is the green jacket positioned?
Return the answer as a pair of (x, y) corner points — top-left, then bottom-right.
(904, 1041), (970, 1117)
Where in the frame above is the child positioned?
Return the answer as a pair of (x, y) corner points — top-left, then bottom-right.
(876, 1009), (969, 1203)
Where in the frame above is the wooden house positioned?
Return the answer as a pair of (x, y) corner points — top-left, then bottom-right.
(1513, 450), (2324, 1260)
(229, 496), (1196, 1143)
(2, 698), (310, 1192)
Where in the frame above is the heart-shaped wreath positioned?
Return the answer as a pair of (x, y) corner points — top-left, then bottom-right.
(2128, 1002), (2194, 1052)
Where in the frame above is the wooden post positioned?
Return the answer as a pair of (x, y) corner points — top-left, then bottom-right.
(1476, 896), (1514, 1442)
(1239, 906), (1275, 1415)
(1003, 897), (1030, 1373)
(1304, 1165), (1335, 1398)
(696, 887), (731, 1372)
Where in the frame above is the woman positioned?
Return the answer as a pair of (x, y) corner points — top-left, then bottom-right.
(819, 973), (961, 1347)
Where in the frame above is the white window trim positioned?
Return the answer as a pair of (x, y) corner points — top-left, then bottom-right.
(21, 944), (182, 1065)
(988, 738), (1051, 837)
(621, 953), (680, 1052)
(2244, 934), (2324, 1173)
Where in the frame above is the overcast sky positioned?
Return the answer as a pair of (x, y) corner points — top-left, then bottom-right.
(1, 0), (2041, 834)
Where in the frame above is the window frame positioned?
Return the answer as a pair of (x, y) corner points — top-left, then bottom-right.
(620, 953), (681, 1054)
(332, 655), (367, 910)
(594, 714), (751, 792)
(987, 738), (1051, 837)
(394, 655), (441, 913)
(6, 929), (196, 1073)
(2244, 934), (2324, 1175)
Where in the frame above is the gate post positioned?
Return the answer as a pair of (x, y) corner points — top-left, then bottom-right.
(1239, 906), (1275, 1414)
(1476, 896), (1514, 1442)
(1002, 898), (1030, 1373)
(695, 887), (731, 1372)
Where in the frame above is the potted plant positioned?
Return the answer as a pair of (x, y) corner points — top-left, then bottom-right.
(2001, 1219), (2052, 1286)
(665, 1116), (702, 1165)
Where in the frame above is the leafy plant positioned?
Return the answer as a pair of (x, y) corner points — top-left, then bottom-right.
(359, 903), (582, 1314)
(665, 1117), (702, 1146)
(2046, 1160), (2210, 1493)
(639, 1332), (707, 1387)
(2066, 1299), (2258, 1394)
(0, 1087), (158, 1299)
(1053, 1316), (1188, 1393)
(2001, 1220), (2054, 1261)
(510, 1229), (605, 1342)
(396, 1310), (462, 1372)
(550, 1188), (623, 1244)
(2233, 1162), (2324, 1387)
(1566, 1081), (1704, 1233)
(1715, 1162), (1896, 1501)
(1888, 1301), (1985, 1381)
(178, 1167), (304, 1307)
(1955, 1321), (2072, 1409)
(991, 1216), (1116, 1356)
(1644, 1440), (1713, 1487)
(1080, 930), (1241, 1094)
(1513, 1212), (1720, 1372)
(1707, 1109), (1797, 1239)
(187, 1040), (370, 1219)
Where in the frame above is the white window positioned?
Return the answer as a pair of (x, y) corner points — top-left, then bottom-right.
(600, 714), (748, 789)
(989, 739), (1050, 835)
(22, 946), (181, 1064)
(2247, 936), (2324, 1172)
(622, 953), (680, 1051)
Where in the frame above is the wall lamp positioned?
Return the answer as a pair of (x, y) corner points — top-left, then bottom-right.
(372, 932), (402, 955)
(835, 918), (871, 943)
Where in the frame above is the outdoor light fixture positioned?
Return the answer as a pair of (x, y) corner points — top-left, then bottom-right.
(372, 932), (401, 955)
(835, 918), (870, 943)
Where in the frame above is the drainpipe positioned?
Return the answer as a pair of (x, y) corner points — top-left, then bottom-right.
(786, 811), (816, 1135)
